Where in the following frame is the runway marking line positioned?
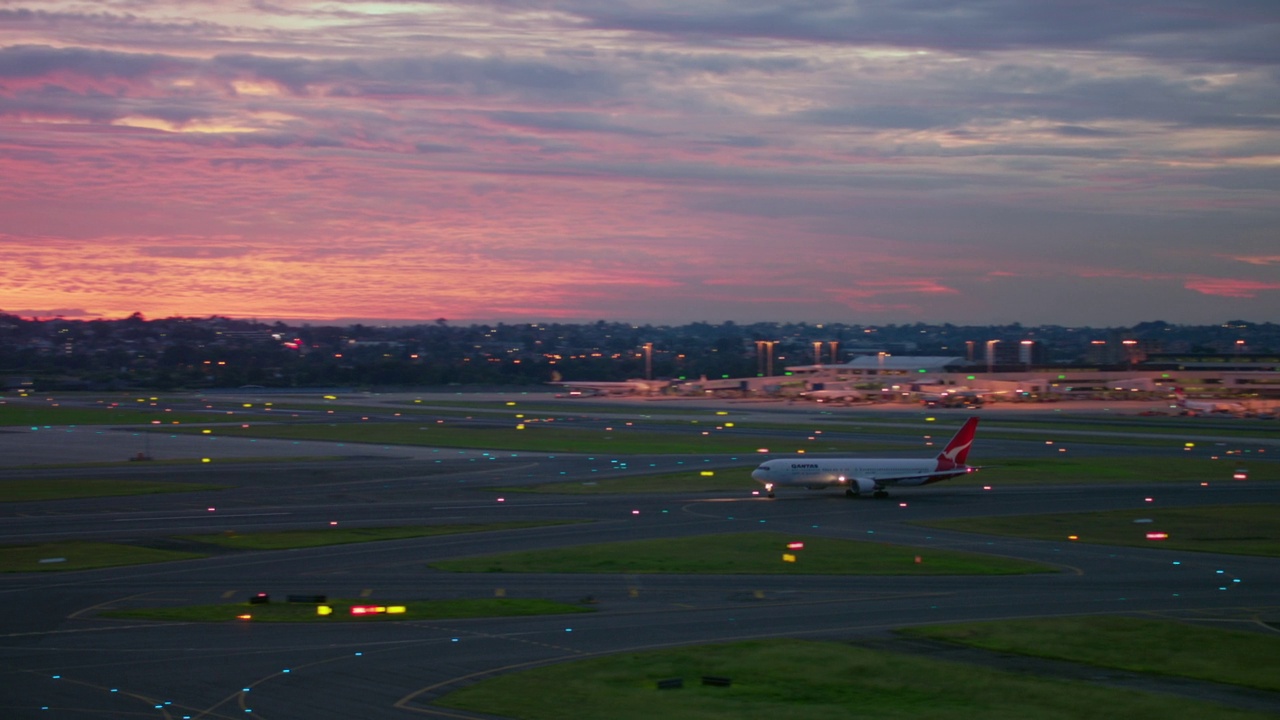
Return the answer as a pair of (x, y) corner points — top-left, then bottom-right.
(68, 591), (153, 621)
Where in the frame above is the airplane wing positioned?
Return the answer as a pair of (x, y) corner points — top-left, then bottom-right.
(864, 466), (981, 487)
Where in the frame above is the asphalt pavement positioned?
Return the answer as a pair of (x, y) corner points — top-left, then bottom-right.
(1, 399), (1277, 719)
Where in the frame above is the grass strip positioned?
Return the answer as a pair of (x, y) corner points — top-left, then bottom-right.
(172, 422), (878, 454)
(915, 504), (1280, 557)
(900, 616), (1280, 692)
(178, 521), (585, 550)
(14, 455), (361, 470)
(430, 531), (1056, 575)
(497, 469), (760, 494)
(399, 399), (737, 415)
(0, 541), (205, 572)
(822, 416), (1280, 443)
(101, 597), (593, 622)
(0, 479), (225, 502)
(0, 405), (230, 427)
(435, 638), (1271, 720)
(974, 456), (1280, 485)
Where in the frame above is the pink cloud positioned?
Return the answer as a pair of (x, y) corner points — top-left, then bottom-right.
(832, 279), (961, 300)
(1184, 278), (1280, 298)
(1230, 255), (1280, 266)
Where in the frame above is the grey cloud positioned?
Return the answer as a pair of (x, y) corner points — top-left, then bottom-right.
(486, 110), (659, 136)
(0, 45), (629, 105)
(0, 90), (125, 123)
(714, 135), (771, 148)
(1045, 75), (1280, 126)
(1052, 125), (1123, 137)
(552, 0), (1280, 64)
(793, 62), (1279, 135)
(4, 307), (102, 318)
(0, 44), (181, 80)
(138, 246), (254, 259)
(209, 52), (626, 101)
(613, 49), (813, 75)
(1183, 166), (1280, 192)
(799, 105), (965, 130)
(414, 142), (462, 154)
(0, 8), (221, 36)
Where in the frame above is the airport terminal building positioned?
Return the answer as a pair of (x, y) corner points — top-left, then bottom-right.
(675, 352), (1280, 409)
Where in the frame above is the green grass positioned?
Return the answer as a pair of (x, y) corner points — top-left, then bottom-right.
(845, 416), (1280, 443)
(498, 468), (760, 494)
(177, 521), (585, 550)
(2, 523), (586, 571)
(430, 531), (1056, 575)
(101, 597), (594, 622)
(901, 616), (1280, 692)
(399, 398), (744, 416)
(0, 478), (225, 502)
(435, 638), (1272, 720)
(975, 456), (1280, 485)
(0, 404), (226, 427)
(0, 541), (205, 572)
(915, 504), (1280, 557)
(14, 455), (359, 470)
(173, 422), (886, 454)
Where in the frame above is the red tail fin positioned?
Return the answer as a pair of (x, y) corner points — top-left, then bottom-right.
(936, 417), (979, 469)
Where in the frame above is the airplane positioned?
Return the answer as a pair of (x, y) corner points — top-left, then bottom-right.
(920, 391), (984, 409)
(550, 379), (670, 396)
(799, 388), (867, 402)
(1173, 390), (1246, 415)
(750, 416), (980, 499)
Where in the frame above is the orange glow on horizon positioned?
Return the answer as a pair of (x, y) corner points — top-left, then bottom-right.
(2, 2), (1276, 325)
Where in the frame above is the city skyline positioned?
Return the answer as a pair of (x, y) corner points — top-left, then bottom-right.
(2, 2), (1278, 326)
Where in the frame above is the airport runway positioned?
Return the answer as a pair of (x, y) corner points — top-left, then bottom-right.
(1, 403), (1278, 719)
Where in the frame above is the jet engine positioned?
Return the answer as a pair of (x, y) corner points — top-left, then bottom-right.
(848, 477), (879, 496)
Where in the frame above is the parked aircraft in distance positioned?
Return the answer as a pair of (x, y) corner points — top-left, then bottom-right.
(751, 417), (980, 498)
(799, 388), (867, 402)
(1174, 390), (1246, 415)
(551, 379), (670, 396)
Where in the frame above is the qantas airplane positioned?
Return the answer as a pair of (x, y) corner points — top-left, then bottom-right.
(550, 379), (670, 396)
(750, 417), (981, 498)
(1173, 390), (1246, 415)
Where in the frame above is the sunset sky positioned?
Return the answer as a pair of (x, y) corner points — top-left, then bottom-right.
(2, 1), (1278, 326)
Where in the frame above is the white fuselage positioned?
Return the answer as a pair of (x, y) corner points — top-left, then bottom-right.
(751, 458), (966, 491)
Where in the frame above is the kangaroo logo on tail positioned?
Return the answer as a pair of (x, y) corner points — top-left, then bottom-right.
(935, 417), (979, 470)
